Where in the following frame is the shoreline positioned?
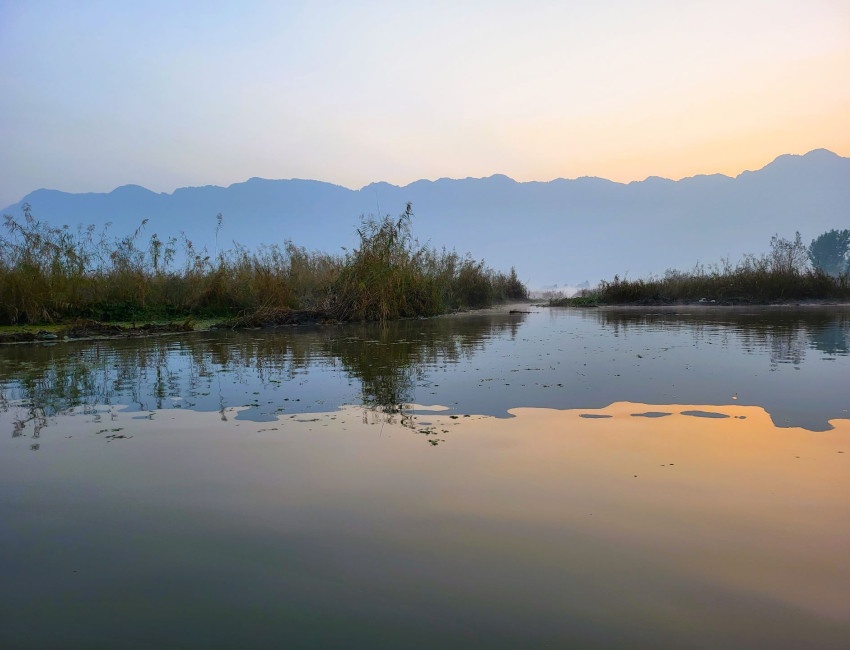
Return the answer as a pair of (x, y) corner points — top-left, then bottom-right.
(545, 299), (850, 310)
(0, 302), (534, 346)
(3, 300), (848, 346)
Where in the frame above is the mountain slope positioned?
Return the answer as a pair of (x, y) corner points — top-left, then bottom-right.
(3, 149), (848, 287)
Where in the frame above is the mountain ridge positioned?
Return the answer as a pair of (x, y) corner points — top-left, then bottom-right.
(4, 149), (848, 287)
(11, 148), (840, 205)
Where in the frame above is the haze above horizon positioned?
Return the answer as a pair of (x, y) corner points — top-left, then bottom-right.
(1, 1), (848, 209)
(9, 147), (840, 204)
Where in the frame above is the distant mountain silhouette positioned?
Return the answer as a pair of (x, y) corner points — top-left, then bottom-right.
(3, 149), (848, 287)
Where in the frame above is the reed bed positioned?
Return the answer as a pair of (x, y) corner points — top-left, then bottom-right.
(552, 258), (850, 307)
(0, 203), (527, 325)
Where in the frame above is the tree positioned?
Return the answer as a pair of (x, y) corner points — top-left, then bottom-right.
(808, 229), (850, 276)
(769, 231), (808, 274)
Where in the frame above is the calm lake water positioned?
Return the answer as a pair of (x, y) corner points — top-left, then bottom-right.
(2, 306), (849, 648)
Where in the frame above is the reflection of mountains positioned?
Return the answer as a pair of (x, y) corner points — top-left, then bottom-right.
(589, 308), (850, 365)
(0, 313), (525, 425)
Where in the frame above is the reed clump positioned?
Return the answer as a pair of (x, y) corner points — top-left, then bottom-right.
(331, 203), (526, 321)
(552, 256), (850, 307)
(0, 203), (527, 326)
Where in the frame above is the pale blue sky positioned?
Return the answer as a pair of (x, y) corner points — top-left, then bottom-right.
(1, 0), (848, 207)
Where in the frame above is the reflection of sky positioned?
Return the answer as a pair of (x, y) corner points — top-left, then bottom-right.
(410, 308), (850, 430)
(1, 308), (849, 433)
(2, 401), (849, 647)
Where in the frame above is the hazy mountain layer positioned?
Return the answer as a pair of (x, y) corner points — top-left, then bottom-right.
(4, 149), (848, 287)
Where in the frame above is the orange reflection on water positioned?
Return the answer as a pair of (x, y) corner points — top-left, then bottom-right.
(417, 402), (850, 623)
(4, 399), (848, 645)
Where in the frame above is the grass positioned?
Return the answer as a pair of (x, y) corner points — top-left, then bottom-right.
(552, 260), (850, 307)
(331, 204), (526, 321)
(0, 203), (528, 328)
(549, 293), (602, 307)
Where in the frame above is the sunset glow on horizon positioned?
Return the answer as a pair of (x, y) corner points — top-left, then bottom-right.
(1, 0), (848, 205)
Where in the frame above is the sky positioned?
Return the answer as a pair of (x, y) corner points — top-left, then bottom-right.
(1, 0), (848, 208)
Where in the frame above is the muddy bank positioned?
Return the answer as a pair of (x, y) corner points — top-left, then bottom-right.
(210, 308), (334, 329)
(0, 320), (195, 344)
(597, 299), (850, 309)
(0, 302), (535, 345)
(548, 298), (850, 309)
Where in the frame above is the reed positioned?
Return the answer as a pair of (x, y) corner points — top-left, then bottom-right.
(552, 257), (850, 307)
(0, 203), (527, 326)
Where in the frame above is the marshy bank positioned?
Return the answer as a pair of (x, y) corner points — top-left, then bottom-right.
(0, 319), (196, 344)
(551, 231), (850, 307)
(550, 269), (850, 307)
(0, 203), (527, 332)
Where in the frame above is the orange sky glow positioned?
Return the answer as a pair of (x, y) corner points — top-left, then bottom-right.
(0, 1), (848, 205)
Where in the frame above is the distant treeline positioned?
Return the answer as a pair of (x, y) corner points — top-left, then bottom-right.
(0, 203), (527, 325)
(552, 230), (850, 306)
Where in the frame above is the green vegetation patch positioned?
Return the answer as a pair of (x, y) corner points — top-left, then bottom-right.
(1, 203), (528, 329)
(552, 231), (850, 306)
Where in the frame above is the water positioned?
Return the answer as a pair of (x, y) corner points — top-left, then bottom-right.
(2, 306), (849, 648)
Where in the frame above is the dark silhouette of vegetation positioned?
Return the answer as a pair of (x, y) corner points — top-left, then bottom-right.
(0, 203), (527, 326)
(768, 231), (808, 275)
(809, 229), (850, 276)
(551, 230), (850, 306)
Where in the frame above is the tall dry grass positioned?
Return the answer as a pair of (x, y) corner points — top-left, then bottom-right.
(331, 204), (526, 321)
(0, 203), (527, 325)
(552, 254), (850, 307)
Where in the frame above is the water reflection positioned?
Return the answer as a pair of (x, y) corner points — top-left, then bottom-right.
(324, 317), (520, 411)
(1, 401), (848, 648)
(0, 314), (525, 440)
(2, 306), (849, 444)
(591, 307), (850, 366)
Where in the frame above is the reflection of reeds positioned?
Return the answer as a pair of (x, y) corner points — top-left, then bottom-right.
(589, 308), (850, 366)
(0, 203), (527, 325)
(0, 312), (526, 423)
